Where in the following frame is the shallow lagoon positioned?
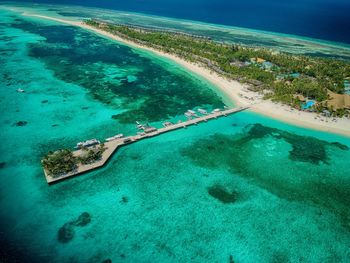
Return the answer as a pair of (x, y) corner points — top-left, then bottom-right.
(0, 7), (350, 263)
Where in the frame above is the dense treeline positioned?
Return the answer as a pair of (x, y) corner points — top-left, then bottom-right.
(42, 145), (106, 177)
(42, 149), (77, 177)
(85, 19), (350, 113)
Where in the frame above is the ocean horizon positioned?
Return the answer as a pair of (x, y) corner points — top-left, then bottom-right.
(4, 0), (350, 44)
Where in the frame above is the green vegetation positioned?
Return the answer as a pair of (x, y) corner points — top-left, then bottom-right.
(42, 149), (77, 177)
(42, 144), (106, 177)
(78, 144), (106, 165)
(85, 19), (350, 116)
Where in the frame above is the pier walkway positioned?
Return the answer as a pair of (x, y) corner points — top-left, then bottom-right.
(44, 107), (249, 184)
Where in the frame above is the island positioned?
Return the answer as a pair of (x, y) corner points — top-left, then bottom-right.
(84, 19), (350, 118)
(35, 16), (350, 183)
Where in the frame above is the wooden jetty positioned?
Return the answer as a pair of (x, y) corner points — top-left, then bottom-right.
(44, 107), (248, 184)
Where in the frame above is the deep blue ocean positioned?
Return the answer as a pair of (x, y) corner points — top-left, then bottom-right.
(8, 0), (350, 44)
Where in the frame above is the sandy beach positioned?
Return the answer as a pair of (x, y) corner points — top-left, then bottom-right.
(17, 11), (350, 137)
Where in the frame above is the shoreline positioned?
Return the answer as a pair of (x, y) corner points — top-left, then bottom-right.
(17, 12), (350, 137)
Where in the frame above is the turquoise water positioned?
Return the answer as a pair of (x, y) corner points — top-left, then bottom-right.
(1, 7), (350, 263)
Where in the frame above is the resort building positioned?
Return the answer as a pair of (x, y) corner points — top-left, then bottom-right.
(250, 57), (266, 63)
(326, 90), (350, 111)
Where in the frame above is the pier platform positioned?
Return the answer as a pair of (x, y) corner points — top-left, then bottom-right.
(44, 106), (248, 184)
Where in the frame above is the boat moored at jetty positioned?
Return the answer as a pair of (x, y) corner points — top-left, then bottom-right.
(184, 112), (192, 118)
(105, 134), (124, 142)
(75, 139), (100, 149)
(187, 110), (198, 117)
(198, 108), (208, 115)
(162, 121), (173, 127)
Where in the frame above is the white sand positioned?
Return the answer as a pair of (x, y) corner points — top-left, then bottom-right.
(19, 12), (350, 137)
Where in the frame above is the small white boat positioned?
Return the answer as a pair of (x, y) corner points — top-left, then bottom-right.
(105, 134), (124, 142)
(75, 139), (100, 149)
(114, 133), (124, 139)
(198, 108), (208, 115)
(17, 89), (25, 93)
(184, 112), (192, 118)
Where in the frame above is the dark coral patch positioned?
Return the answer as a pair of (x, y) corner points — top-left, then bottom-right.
(121, 196), (128, 203)
(58, 212), (91, 243)
(74, 212), (91, 227)
(246, 124), (348, 165)
(14, 121), (27, 127)
(183, 123), (348, 167)
(0, 162), (6, 169)
(208, 185), (237, 204)
(57, 223), (75, 243)
(330, 142), (349, 150)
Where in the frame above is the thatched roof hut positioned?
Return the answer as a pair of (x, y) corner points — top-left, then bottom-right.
(326, 90), (350, 110)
